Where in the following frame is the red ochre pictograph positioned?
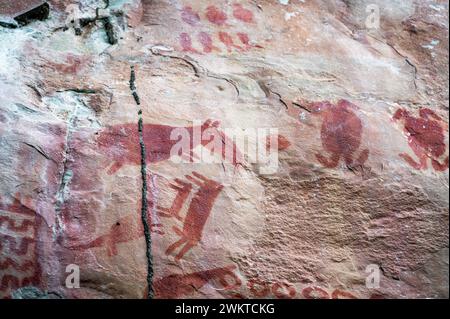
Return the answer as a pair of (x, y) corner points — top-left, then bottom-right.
(153, 265), (241, 299)
(162, 172), (224, 261)
(0, 195), (41, 299)
(179, 4), (258, 54)
(393, 108), (449, 171)
(96, 119), (243, 175)
(63, 172), (223, 262)
(305, 99), (369, 169)
(205, 5), (228, 26)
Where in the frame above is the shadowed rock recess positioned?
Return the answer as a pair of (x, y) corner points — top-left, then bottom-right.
(0, 0), (448, 299)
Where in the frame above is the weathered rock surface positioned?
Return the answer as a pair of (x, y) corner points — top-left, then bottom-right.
(0, 0), (448, 299)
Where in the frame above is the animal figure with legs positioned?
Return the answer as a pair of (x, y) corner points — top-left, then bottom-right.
(163, 172), (224, 261)
(97, 119), (243, 175)
(393, 108), (449, 171)
(304, 99), (369, 169)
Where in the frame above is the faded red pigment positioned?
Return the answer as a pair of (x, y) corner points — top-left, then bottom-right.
(205, 5), (227, 25)
(181, 6), (200, 26)
(219, 31), (243, 52)
(236, 32), (251, 49)
(198, 31), (221, 53)
(331, 289), (358, 299)
(179, 5), (256, 54)
(272, 282), (297, 299)
(63, 172), (223, 260)
(247, 278), (271, 297)
(393, 108), (449, 171)
(266, 134), (291, 151)
(153, 265), (241, 298)
(48, 54), (88, 74)
(302, 286), (330, 299)
(233, 4), (254, 23)
(154, 265), (364, 299)
(0, 195), (41, 298)
(65, 214), (146, 257)
(237, 275), (361, 299)
(180, 32), (200, 54)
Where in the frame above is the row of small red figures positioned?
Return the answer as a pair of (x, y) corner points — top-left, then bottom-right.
(180, 31), (257, 54)
(181, 5), (254, 27)
(153, 265), (379, 299)
(179, 4), (258, 54)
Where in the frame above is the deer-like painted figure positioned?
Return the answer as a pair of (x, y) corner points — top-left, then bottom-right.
(96, 119), (243, 174)
(162, 172), (224, 261)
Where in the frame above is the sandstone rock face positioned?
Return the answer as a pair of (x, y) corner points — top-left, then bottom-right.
(0, 0), (448, 299)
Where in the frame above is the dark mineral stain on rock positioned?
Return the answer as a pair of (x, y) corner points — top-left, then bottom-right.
(0, 0), (49, 27)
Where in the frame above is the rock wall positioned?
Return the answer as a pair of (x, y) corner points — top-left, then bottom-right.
(0, 0), (448, 299)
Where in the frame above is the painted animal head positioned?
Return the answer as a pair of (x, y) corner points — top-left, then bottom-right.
(200, 119), (244, 168)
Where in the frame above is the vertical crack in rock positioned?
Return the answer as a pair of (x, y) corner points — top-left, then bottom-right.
(54, 103), (78, 239)
(97, 1), (118, 46)
(99, 0), (118, 46)
(130, 65), (154, 299)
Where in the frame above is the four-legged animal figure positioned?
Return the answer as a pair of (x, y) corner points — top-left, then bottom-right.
(161, 172), (224, 261)
(393, 108), (449, 171)
(306, 99), (369, 169)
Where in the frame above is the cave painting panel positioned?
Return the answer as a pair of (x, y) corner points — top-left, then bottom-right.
(96, 119), (242, 175)
(179, 4), (258, 54)
(0, 195), (41, 299)
(180, 31), (254, 54)
(393, 108), (449, 171)
(154, 265), (241, 299)
(63, 172), (223, 263)
(246, 278), (359, 300)
(64, 114), (288, 262)
(153, 267), (364, 300)
(61, 181), (163, 257)
(304, 99), (369, 169)
(46, 54), (89, 75)
(63, 213), (151, 257)
(163, 172), (224, 261)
